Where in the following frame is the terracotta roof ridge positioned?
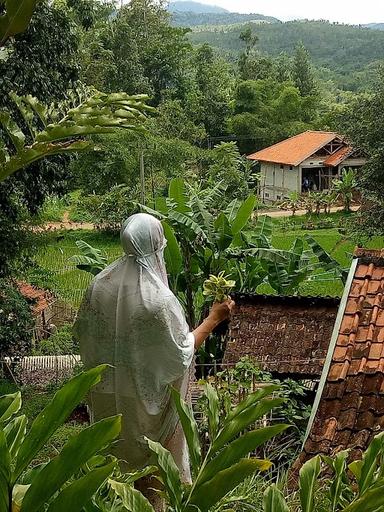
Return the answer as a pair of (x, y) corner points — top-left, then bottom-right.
(249, 130), (337, 152)
(247, 130), (345, 166)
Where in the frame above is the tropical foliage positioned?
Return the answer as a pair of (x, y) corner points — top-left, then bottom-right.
(0, 0), (37, 47)
(139, 177), (257, 326)
(141, 383), (289, 512)
(333, 169), (357, 213)
(0, 280), (34, 361)
(69, 240), (108, 276)
(0, 365), (121, 512)
(0, 90), (154, 182)
(264, 431), (384, 512)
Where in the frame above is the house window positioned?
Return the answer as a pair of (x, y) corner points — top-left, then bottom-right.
(289, 166), (293, 170)
(277, 195), (281, 200)
(265, 193), (270, 198)
(280, 165), (284, 169)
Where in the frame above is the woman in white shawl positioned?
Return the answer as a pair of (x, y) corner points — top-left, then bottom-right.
(74, 213), (234, 484)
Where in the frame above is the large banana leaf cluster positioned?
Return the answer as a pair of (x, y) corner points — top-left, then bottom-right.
(69, 240), (108, 276)
(139, 179), (347, 326)
(139, 178), (257, 327)
(235, 223), (348, 295)
(0, 89), (154, 182)
(264, 431), (384, 512)
(0, 365), (121, 512)
(0, 0), (37, 47)
(136, 383), (290, 512)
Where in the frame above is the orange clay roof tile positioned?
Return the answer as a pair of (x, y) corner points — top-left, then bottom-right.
(247, 130), (342, 166)
(16, 282), (53, 315)
(297, 247), (384, 467)
(323, 146), (353, 167)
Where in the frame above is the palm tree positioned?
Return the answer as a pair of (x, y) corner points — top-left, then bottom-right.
(333, 168), (357, 212)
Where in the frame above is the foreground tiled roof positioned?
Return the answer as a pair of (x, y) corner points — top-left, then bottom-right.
(17, 282), (53, 315)
(295, 248), (384, 466)
(247, 131), (340, 166)
(224, 294), (339, 376)
(323, 146), (353, 167)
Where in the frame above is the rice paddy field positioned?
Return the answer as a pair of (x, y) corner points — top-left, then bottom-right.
(31, 213), (384, 307)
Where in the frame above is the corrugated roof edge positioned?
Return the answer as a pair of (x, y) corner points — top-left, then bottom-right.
(354, 247), (384, 265)
(232, 292), (340, 307)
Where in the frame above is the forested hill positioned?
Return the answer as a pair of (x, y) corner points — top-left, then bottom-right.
(170, 10), (280, 26)
(186, 20), (384, 90)
(168, 1), (229, 14)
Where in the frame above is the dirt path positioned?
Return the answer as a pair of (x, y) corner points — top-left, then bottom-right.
(258, 205), (360, 218)
(33, 220), (96, 232)
(33, 205), (360, 231)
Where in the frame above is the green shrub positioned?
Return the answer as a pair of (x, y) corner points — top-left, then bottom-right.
(88, 382), (290, 512)
(33, 195), (70, 223)
(0, 365), (120, 512)
(197, 357), (310, 468)
(76, 185), (138, 231)
(35, 324), (78, 356)
(0, 279), (34, 360)
(264, 432), (384, 511)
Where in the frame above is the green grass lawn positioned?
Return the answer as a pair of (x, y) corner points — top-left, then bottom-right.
(30, 231), (122, 307)
(30, 213), (384, 305)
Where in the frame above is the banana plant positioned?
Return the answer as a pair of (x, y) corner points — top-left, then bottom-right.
(231, 216), (348, 294)
(138, 178), (256, 327)
(229, 216), (314, 295)
(69, 240), (108, 276)
(0, 89), (154, 182)
(263, 431), (384, 512)
(278, 192), (302, 217)
(0, 0), (37, 47)
(332, 169), (357, 213)
(0, 365), (121, 512)
(93, 383), (289, 512)
(304, 235), (349, 284)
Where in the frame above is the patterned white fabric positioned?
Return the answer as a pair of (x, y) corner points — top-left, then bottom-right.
(74, 213), (194, 471)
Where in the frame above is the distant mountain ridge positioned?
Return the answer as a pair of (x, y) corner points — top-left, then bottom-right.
(168, 2), (383, 30)
(168, 0), (280, 25)
(168, 1), (229, 14)
(363, 23), (384, 31)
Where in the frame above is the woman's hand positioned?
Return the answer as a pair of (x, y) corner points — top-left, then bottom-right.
(208, 297), (236, 326)
(192, 297), (236, 350)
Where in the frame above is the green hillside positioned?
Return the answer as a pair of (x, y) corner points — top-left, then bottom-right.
(170, 11), (280, 26)
(187, 20), (384, 90)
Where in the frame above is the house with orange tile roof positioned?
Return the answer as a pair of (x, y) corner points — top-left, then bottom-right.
(247, 131), (366, 202)
(292, 248), (384, 469)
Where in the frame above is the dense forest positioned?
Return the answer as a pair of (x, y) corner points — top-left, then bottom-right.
(2, 0), (384, 278)
(186, 20), (384, 91)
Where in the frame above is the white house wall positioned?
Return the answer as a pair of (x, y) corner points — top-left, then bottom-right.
(260, 163), (300, 201)
(341, 158), (367, 168)
(301, 157), (326, 168)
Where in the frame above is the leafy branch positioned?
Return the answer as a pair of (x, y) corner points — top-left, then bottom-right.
(0, 89), (155, 182)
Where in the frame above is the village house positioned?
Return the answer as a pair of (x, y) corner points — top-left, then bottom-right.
(247, 130), (366, 202)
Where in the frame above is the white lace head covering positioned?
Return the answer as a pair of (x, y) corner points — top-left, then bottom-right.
(74, 213), (194, 469)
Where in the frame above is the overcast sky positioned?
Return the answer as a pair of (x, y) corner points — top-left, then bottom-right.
(187, 0), (384, 24)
